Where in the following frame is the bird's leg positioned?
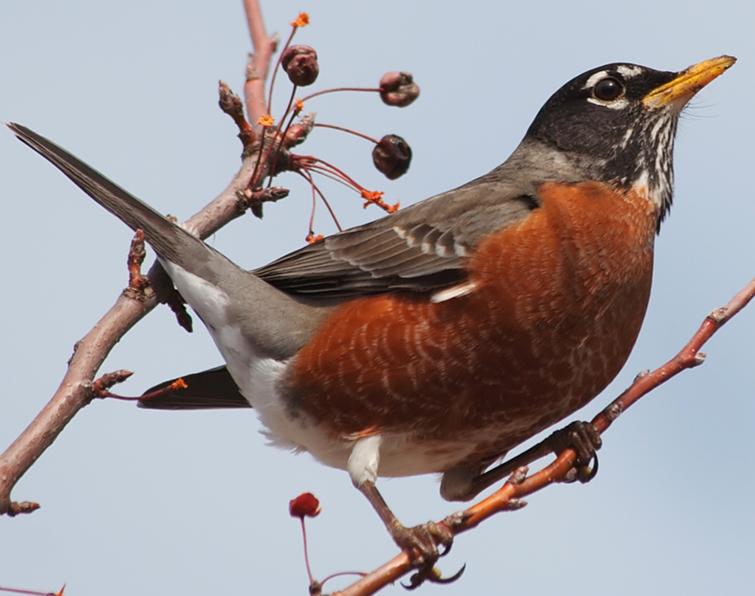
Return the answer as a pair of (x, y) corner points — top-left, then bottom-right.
(358, 480), (454, 563)
(357, 480), (463, 588)
(349, 436), (461, 586)
(441, 421), (602, 501)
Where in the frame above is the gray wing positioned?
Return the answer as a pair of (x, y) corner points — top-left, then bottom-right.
(256, 173), (539, 300)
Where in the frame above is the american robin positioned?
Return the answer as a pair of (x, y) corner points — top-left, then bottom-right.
(9, 55), (734, 570)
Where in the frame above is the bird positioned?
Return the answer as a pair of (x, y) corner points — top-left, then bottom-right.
(9, 54), (734, 572)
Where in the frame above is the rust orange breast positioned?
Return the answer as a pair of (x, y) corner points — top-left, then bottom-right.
(284, 181), (657, 461)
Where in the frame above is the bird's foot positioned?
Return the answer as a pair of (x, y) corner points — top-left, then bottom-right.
(547, 420), (602, 483)
(388, 520), (465, 589)
(356, 478), (465, 588)
(390, 519), (453, 564)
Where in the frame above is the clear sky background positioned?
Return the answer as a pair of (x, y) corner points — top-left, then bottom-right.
(1, 1), (754, 595)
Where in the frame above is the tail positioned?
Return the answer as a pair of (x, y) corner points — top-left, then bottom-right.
(10, 123), (328, 360)
(8, 123), (210, 275)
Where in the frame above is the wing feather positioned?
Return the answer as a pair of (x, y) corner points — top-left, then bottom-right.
(256, 175), (539, 300)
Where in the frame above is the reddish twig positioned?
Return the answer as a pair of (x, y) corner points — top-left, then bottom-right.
(332, 277), (755, 596)
(590, 277), (755, 434)
(243, 0), (277, 130)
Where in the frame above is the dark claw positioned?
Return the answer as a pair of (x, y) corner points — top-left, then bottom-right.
(402, 563), (466, 590)
(402, 574), (423, 590)
(437, 537), (453, 558)
(577, 451), (599, 483)
(431, 563), (467, 584)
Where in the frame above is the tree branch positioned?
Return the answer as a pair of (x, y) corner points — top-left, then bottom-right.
(0, 20), (275, 517)
(332, 277), (755, 596)
(243, 0), (276, 127)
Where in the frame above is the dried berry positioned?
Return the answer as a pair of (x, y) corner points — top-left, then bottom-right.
(289, 492), (321, 518)
(281, 44), (319, 87)
(379, 72), (420, 107)
(372, 134), (412, 179)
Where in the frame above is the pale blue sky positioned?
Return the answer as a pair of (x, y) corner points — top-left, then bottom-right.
(1, 1), (754, 595)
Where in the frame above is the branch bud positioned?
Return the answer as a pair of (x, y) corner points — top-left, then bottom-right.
(284, 113), (316, 147)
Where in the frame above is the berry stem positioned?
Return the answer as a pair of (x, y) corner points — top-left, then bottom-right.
(299, 518), (315, 586)
(267, 86), (299, 187)
(299, 86), (381, 103)
(266, 26), (298, 114)
(297, 169), (343, 232)
(314, 123), (379, 144)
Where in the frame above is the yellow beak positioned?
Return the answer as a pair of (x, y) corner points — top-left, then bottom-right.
(643, 55), (736, 108)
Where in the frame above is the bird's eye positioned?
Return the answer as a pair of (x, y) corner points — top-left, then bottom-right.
(592, 76), (624, 101)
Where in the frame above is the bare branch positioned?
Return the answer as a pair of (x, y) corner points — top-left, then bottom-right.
(332, 277), (755, 596)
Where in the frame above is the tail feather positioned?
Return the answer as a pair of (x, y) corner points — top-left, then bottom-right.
(8, 123), (208, 272)
(138, 366), (251, 410)
(10, 123), (329, 360)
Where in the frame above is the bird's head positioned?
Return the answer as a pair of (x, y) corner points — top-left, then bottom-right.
(525, 55), (735, 227)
